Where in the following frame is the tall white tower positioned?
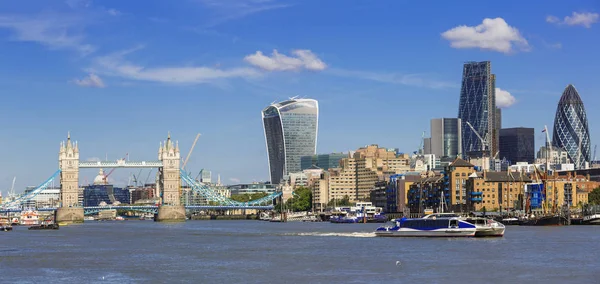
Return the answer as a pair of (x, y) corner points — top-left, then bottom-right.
(158, 133), (181, 206)
(56, 133), (84, 223)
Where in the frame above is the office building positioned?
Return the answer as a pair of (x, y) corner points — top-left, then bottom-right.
(499, 127), (535, 164)
(262, 98), (319, 184)
(458, 61), (499, 159)
(430, 118), (462, 160)
(83, 185), (130, 207)
(300, 153), (346, 171)
(228, 183), (277, 195)
(200, 169), (212, 184)
(325, 145), (411, 203)
(423, 138), (432, 155)
(552, 84), (591, 169)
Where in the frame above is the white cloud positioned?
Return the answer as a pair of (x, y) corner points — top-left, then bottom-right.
(547, 12), (599, 28)
(90, 47), (260, 84)
(244, 49), (327, 71)
(496, 88), (516, 108)
(198, 0), (291, 27)
(441, 18), (529, 54)
(546, 15), (560, 24)
(229, 177), (241, 183)
(107, 9), (121, 16)
(327, 68), (458, 89)
(86, 157), (101, 162)
(73, 73), (105, 88)
(0, 14), (95, 55)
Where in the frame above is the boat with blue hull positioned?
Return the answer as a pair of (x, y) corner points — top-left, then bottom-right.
(375, 215), (476, 237)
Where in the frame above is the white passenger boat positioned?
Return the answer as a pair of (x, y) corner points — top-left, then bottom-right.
(375, 214), (476, 237)
(462, 217), (505, 237)
(422, 213), (505, 237)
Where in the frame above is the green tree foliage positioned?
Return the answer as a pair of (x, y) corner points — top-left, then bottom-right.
(230, 192), (269, 203)
(286, 186), (312, 212)
(589, 187), (600, 205)
(327, 195), (352, 208)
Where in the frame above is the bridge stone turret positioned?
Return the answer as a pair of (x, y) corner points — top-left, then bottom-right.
(155, 133), (186, 222)
(56, 132), (84, 223)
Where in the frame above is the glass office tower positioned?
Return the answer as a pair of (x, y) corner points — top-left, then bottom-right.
(552, 84), (591, 169)
(458, 61), (498, 158)
(499, 127), (535, 164)
(262, 98), (319, 184)
(430, 118), (462, 160)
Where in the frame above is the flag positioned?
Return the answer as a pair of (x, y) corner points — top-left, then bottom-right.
(542, 129), (546, 133)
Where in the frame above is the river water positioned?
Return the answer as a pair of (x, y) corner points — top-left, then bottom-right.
(1, 221), (599, 283)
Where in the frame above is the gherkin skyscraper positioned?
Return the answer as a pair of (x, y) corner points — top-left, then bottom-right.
(552, 84), (591, 169)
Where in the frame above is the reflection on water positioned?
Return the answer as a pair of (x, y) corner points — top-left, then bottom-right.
(1, 221), (599, 283)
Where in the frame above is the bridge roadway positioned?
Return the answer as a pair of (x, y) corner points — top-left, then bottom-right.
(0, 205), (274, 215)
(79, 160), (163, 168)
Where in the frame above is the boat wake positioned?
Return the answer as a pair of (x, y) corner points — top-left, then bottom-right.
(291, 232), (376, 238)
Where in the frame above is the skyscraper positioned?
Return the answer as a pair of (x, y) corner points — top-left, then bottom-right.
(458, 61), (498, 158)
(430, 118), (462, 160)
(262, 98), (319, 184)
(499, 127), (535, 164)
(552, 84), (591, 169)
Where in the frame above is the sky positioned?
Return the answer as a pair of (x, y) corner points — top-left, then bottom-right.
(0, 0), (599, 193)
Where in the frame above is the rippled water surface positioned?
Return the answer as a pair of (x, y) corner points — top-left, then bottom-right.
(1, 221), (599, 283)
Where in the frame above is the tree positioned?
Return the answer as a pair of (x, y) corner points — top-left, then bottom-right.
(230, 192), (269, 203)
(286, 186), (312, 212)
(327, 195), (352, 208)
(589, 187), (600, 205)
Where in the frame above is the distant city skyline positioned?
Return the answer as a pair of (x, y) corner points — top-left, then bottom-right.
(0, 1), (598, 192)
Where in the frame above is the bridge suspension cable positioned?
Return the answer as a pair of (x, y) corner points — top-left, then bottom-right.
(180, 170), (281, 206)
(1, 170), (61, 209)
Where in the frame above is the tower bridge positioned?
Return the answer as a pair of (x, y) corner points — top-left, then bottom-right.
(0, 133), (281, 223)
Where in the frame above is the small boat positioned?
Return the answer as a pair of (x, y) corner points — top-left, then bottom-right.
(500, 217), (521, 225)
(330, 215), (359, 223)
(462, 217), (505, 237)
(520, 215), (569, 226)
(1, 225), (13, 232)
(28, 223), (59, 230)
(115, 216), (125, 221)
(375, 214), (476, 237)
(301, 215), (319, 222)
(583, 213), (600, 225)
(84, 216), (95, 221)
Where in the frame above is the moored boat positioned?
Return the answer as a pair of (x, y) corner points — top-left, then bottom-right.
(582, 213), (600, 225)
(28, 223), (59, 230)
(1, 225), (13, 232)
(520, 215), (569, 226)
(462, 217), (505, 237)
(375, 214), (476, 237)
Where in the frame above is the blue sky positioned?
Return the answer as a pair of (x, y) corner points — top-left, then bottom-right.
(0, 0), (599, 193)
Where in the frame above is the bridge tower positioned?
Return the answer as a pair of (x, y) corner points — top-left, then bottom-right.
(56, 133), (84, 223)
(155, 133), (186, 222)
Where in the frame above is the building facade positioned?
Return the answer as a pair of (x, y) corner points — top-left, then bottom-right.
(83, 185), (130, 207)
(430, 118), (462, 160)
(262, 98), (319, 184)
(300, 153), (346, 171)
(458, 61), (499, 159)
(200, 169), (212, 184)
(499, 127), (535, 164)
(552, 84), (591, 169)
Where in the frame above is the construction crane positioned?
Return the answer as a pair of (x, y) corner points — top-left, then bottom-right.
(465, 121), (489, 153)
(465, 121), (490, 170)
(103, 153), (128, 184)
(132, 169), (143, 186)
(181, 133), (201, 171)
